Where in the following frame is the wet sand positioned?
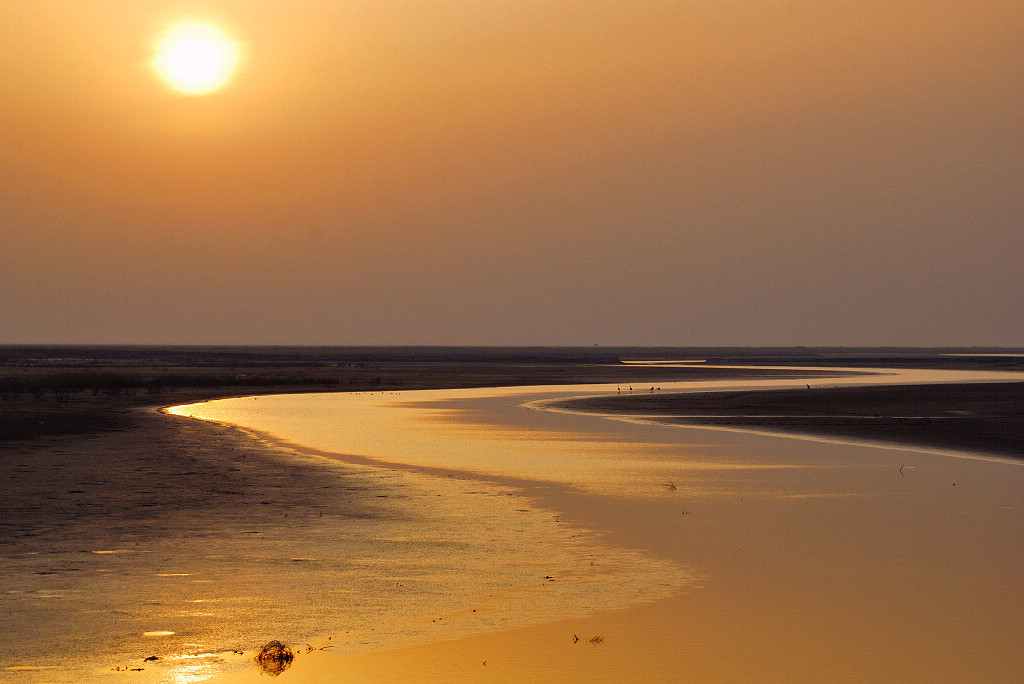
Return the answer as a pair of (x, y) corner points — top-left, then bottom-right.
(1, 407), (393, 681)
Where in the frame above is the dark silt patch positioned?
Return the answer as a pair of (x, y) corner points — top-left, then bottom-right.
(554, 382), (1024, 458)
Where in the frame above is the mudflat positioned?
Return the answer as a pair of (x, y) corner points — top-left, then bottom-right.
(555, 381), (1024, 458)
(3, 347), (837, 680)
(4, 346), (1024, 681)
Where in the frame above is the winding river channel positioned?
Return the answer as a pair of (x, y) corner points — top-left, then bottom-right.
(162, 364), (1024, 681)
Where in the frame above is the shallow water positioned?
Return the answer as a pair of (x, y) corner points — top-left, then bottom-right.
(172, 365), (1024, 496)
(165, 365), (1024, 680)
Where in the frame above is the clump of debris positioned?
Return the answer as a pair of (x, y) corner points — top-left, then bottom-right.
(254, 640), (294, 677)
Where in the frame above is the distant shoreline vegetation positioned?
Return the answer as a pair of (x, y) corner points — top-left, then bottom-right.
(3, 346), (1023, 400)
(2, 345), (1021, 442)
(0, 369), (377, 402)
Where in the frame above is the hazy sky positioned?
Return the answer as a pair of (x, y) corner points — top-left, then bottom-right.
(2, 1), (1021, 345)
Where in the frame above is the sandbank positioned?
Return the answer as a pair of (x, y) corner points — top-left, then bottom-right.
(553, 381), (1024, 459)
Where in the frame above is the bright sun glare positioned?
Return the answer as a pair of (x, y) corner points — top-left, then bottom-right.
(153, 22), (239, 95)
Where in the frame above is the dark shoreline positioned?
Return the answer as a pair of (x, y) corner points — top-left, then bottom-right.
(1, 347), (867, 442)
(3, 344), (1023, 451)
(554, 381), (1024, 459)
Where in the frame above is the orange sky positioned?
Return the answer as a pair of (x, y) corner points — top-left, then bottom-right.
(2, 1), (1022, 344)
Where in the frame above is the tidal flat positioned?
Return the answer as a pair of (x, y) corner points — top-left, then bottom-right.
(3, 347), (1024, 682)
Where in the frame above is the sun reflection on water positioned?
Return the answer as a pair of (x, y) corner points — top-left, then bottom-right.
(163, 656), (225, 684)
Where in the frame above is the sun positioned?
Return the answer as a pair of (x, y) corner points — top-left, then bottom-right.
(153, 22), (240, 95)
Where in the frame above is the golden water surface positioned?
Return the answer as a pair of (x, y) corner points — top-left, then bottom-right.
(162, 366), (1024, 681)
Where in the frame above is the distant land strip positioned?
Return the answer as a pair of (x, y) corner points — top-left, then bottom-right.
(554, 382), (1024, 459)
(0, 348), (850, 441)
